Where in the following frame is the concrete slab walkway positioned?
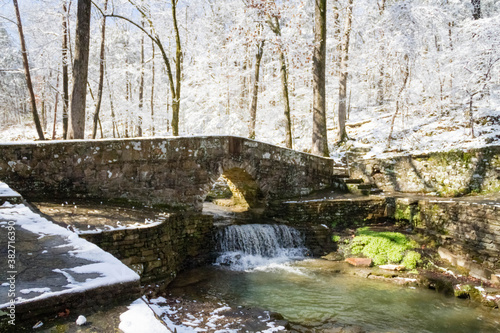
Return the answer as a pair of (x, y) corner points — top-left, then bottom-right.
(0, 182), (141, 329)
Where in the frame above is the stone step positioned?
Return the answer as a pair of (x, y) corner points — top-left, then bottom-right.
(361, 188), (383, 196)
(346, 183), (382, 196)
(333, 167), (349, 178)
(344, 178), (364, 184)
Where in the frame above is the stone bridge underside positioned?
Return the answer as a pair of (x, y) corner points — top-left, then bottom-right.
(0, 136), (346, 211)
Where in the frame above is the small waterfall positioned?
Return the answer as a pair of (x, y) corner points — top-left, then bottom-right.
(215, 224), (308, 271)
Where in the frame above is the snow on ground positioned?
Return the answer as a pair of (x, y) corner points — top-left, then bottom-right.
(338, 104), (500, 160)
(2, 103), (498, 163)
(119, 298), (170, 333)
(0, 199), (139, 308)
(119, 297), (286, 333)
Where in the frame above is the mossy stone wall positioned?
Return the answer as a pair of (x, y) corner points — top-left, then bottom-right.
(348, 146), (500, 196)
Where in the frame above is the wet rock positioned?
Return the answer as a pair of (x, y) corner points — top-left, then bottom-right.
(379, 264), (405, 271)
(345, 258), (372, 267)
(321, 252), (344, 261)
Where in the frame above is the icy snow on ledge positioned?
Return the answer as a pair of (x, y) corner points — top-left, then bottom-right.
(0, 182), (21, 198)
(0, 202), (140, 308)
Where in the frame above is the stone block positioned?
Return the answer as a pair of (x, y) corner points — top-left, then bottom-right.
(345, 258), (372, 267)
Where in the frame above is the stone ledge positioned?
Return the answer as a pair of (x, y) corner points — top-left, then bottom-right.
(0, 280), (140, 329)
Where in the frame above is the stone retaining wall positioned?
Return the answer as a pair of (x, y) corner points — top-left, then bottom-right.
(348, 146), (500, 196)
(3, 280), (140, 329)
(394, 198), (500, 271)
(267, 198), (388, 255)
(81, 213), (215, 284)
(0, 136), (346, 211)
(269, 195), (499, 274)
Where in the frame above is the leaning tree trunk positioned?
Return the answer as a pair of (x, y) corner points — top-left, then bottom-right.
(387, 55), (410, 149)
(92, 0), (107, 139)
(13, 0), (45, 140)
(279, 50), (293, 149)
(68, 0), (91, 139)
(171, 0), (182, 136)
(249, 39), (264, 140)
(337, 0), (353, 143)
(312, 0), (328, 156)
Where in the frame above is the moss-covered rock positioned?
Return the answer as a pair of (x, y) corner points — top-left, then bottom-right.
(348, 227), (421, 269)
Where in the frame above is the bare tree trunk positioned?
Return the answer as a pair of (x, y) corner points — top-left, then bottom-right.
(249, 39), (264, 140)
(337, 0), (353, 143)
(92, 0), (108, 139)
(471, 0), (481, 20)
(171, 0), (182, 136)
(332, 1), (341, 77)
(387, 55), (410, 149)
(68, 0), (91, 139)
(52, 75), (60, 139)
(279, 50), (293, 149)
(105, 66), (118, 138)
(376, 0), (386, 106)
(468, 96), (475, 138)
(150, 41), (155, 136)
(312, 0), (328, 156)
(62, 0), (69, 138)
(137, 21), (145, 137)
(267, 16), (293, 148)
(13, 0), (45, 140)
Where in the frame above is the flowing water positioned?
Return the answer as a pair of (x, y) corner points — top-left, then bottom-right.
(166, 223), (500, 332)
(215, 224), (308, 271)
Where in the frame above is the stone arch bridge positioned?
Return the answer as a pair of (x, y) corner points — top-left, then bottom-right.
(0, 136), (347, 211)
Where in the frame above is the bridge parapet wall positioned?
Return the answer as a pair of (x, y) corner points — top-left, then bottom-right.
(0, 136), (345, 210)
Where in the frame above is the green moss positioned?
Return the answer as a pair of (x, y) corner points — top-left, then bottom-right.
(394, 205), (412, 221)
(332, 235), (341, 242)
(394, 204), (422, 227)
(349, 227), (420, 268)
(401, 251), (422, 269)
(454, 284), (482, 301)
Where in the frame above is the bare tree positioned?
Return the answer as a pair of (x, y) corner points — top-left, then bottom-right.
(387, 55), (410, 149)
(12, 0), (45, 140)
(266, 15), (293, 148)
(62, 0), (70, 138)
(150, 40), (155, 136)
(249, 37), (264, 140)
(171, 0), (182, 136)
(136, 20), (145, 137)
(67, 0), (91, 139)
(95, 0), (183, 136)
(471, 0), (481, 20)
(337, 0), (353, 143)
(92, 0), (108, 139)
(312, 0), (328, 156)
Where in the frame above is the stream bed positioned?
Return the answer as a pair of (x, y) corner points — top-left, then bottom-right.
(165, 260), (500, 332)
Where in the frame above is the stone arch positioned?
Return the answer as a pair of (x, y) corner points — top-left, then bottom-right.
(205, 167), (264, 211)
(222, 167), (263, 209)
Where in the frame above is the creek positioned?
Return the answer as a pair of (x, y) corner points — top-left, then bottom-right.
(31, 200), (500, 332)
(165, 223), (500, 332)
